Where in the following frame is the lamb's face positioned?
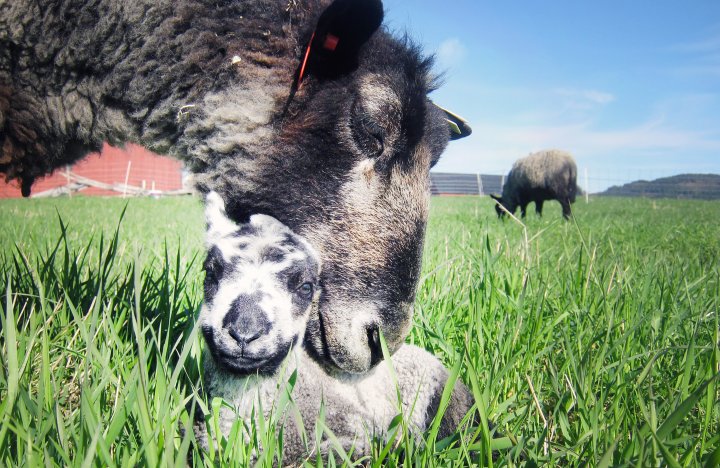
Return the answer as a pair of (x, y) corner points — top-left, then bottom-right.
(199, 192), (320, 375)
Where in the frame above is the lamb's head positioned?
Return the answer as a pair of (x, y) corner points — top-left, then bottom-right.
(199, 192), (320, 375)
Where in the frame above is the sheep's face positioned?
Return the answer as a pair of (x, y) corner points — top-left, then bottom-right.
(199, 192), (320, 375)
(213, 53), (453, 375)
(202, 0), (470, 375)
(490, 194), (509, 218)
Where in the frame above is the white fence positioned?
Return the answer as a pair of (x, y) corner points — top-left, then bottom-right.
(430, 173), (504, 195)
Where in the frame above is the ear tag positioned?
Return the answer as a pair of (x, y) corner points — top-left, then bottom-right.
(323, 34), (340, 51)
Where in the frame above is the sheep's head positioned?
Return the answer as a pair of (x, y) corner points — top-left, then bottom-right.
(199, 192), (321, 375)
(200, 0), (470, 375)
(490, 194), (507, 218)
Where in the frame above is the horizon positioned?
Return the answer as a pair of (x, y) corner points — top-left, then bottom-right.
(384, 0), (720, 192)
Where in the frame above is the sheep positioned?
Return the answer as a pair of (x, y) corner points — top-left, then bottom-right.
(195, 191), (474, 462)
(491, 149), (577, 220)
(1, 0), (471, 374)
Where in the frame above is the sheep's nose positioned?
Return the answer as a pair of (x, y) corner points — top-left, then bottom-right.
(367, 324), (383, 367)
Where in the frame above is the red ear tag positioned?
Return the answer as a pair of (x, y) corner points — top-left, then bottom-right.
(298, 31), (316, 85)
(323, 34), (340, 51)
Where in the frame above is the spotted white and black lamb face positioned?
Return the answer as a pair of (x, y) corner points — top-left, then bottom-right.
(199, 192), (321, 375)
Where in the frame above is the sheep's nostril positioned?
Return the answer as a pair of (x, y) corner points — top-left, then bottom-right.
(367, 325), (383, 366)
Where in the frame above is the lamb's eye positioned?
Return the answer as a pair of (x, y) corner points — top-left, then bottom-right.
(205, 257), (223, 279)
(297, 282), (314, 299)
(203, 248), (225, 297)
(203, 261), (222, 298)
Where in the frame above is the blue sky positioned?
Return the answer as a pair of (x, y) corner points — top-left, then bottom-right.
(383, 0), (720, 192)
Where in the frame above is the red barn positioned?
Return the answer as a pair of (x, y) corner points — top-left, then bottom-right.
(0, 143), (187, 198)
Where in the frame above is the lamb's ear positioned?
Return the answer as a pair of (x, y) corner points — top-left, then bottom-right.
(251, 214), (322, 272)
(489, 194), (502, 202)
(249, 214), (293, 236)
(205, 191), (238, 243)
(303, 0), (383, 79)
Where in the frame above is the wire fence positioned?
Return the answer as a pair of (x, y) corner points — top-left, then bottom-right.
(430, 171), (720, 200)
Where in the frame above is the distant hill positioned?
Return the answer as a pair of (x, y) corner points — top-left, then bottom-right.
(599, 173), (720, 200)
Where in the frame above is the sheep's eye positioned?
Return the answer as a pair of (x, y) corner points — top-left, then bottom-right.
(297, 282), (314, 299)
(351, 101), (385, 157)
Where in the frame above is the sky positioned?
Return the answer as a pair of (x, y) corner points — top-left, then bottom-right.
(383, 0), (720, 192)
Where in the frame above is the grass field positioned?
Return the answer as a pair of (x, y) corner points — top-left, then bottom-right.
(1, 195), (719, 466)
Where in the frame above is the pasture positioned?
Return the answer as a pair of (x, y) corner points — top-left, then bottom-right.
(1, 195), (718, 466)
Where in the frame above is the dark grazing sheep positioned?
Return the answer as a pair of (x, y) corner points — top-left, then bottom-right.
(195, 192), (474, 462)
(491, 149), (577, 220)
(1, 0), (470, 374)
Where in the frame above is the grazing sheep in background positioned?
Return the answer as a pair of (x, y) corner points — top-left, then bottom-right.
(195, 192), (474, 462)
(1, 0), (470, 375)
(491, 149), (577, 220)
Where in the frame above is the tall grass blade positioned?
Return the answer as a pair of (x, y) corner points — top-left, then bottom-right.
(656, 372), (720, 440)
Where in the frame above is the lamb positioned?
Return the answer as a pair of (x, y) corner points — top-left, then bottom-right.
(195, 191), (474, 462)
(490, 149), (577, 220)
(1, 0), (471, 374)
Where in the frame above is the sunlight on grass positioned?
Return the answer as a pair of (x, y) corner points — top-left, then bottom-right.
(1, 195), (719, 465)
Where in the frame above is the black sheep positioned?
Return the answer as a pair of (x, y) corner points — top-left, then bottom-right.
(491, 149), (577, 220)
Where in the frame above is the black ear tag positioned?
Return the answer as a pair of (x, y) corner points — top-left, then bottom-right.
(284, 0), (383, 118)
(305, 0), (383, 78)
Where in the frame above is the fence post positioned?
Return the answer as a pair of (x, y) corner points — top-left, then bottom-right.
(476, 173), (483, 195)
(65, 165), (71, 197)
(584, 168), (589, 203)
(123, 161), (132, 198)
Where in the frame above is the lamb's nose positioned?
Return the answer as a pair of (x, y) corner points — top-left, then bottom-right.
(222, 294), (270, 347)
(227, 325), (262, 346)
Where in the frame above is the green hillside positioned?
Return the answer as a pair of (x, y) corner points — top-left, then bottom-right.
(600, 173), (720, 199)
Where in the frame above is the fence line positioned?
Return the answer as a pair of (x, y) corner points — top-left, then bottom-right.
(31, 170), (192, 198)
(430, 172), (720, 199)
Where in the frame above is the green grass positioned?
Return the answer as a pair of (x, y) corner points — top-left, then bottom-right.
(1, 195), (719, 466)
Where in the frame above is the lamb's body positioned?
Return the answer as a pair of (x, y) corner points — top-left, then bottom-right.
(196, 192), (473, 462)
(492, 149), (577, 219)
(202, 343), (472, 461)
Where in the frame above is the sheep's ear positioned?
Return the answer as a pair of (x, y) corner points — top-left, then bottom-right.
(489, 194), (502, 202)
(303, 0), (383, 79)
(205, 191), (238, 242)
